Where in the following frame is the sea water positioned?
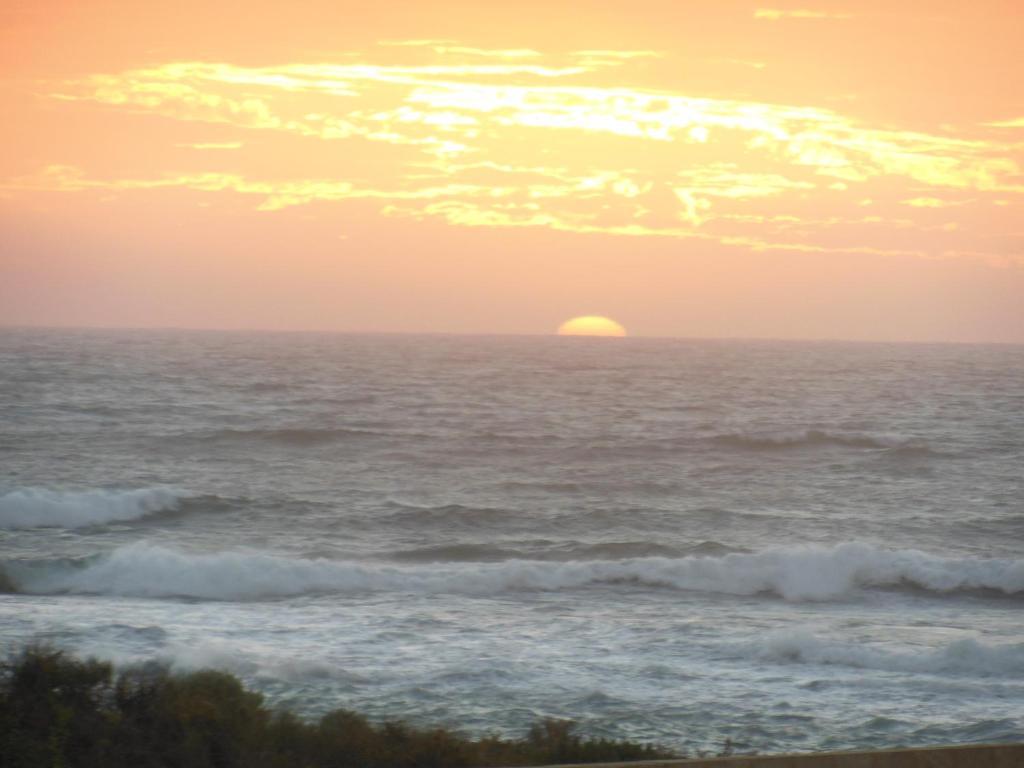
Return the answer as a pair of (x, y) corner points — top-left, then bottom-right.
(1, 329), (1022, 755)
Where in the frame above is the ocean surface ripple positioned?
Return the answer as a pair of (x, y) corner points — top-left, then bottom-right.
(1, 329), (1022, 756)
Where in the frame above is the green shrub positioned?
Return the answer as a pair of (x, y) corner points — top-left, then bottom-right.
(0, 645), (679, 768)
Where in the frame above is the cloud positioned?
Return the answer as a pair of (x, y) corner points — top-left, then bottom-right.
(901, 197), (964, 208)
(985, 117), (1024, 128)
(6, 45), (1020, 267)
(754, 9), (855, 20)
(175, 141), (243, 150)
(10, 161), (1014, 265)
(54, 58), (1020, 196)
(432, 46), (542, 59)
(713, 58), (767, 70)
(378, 39), (457, 47)
(2, 164), (517, 212)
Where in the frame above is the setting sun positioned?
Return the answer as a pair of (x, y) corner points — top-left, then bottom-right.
(557, 316), (627, 337)
(2, 3), (1023, 764)
(0, 2), (1021, 341)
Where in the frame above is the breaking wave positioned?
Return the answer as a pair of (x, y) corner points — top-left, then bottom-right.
(6, 541), (1023, 601)
(0, 488), (191, 530)
(758, 630), (1024, 677)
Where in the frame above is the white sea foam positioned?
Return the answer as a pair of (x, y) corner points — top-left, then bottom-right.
(75, 639), (370, 686)
(758, 630), (1024, 677)
(14, 541), (1024, 601)
(0, 488), (190, 529)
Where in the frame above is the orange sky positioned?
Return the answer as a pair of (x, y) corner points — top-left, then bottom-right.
(2, 0), (1023, 341)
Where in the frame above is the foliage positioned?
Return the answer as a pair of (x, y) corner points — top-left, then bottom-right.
(0, 645), (679, 768)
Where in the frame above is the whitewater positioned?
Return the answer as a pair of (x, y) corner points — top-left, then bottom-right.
(1, 329), (1022, 755)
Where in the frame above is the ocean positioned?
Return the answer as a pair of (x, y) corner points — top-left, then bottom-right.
(1, 328), (1022, 756)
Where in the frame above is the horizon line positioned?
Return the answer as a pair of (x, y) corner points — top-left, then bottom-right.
(2, 323), (1022, 347)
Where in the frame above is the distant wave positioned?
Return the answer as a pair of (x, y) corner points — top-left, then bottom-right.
(565, 430), (944, 461)
(7, 541), (1022, 602)
(494, 480), (585, 494)
(388, 540), (726, 562)
(382, 501), (512, 527)
(390, 543), (524, 562)
(710, 429), (937, 454)
(551, 540), (741, 560)
(202, 427), (383, 446)
(0, 488), (191, 530)
(757, 630), (1024, 677)
(496, 479), (683, 497)
(562, 541), (687, 559)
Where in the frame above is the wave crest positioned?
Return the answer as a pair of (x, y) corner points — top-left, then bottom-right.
(758, 630), (1024, 677)
(7, 541), (1023, 602)
(0, 488), (191, 530)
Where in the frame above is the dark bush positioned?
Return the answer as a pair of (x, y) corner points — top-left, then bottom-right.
(0, 645), (679, 768)
(0, 645), (115, 768)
